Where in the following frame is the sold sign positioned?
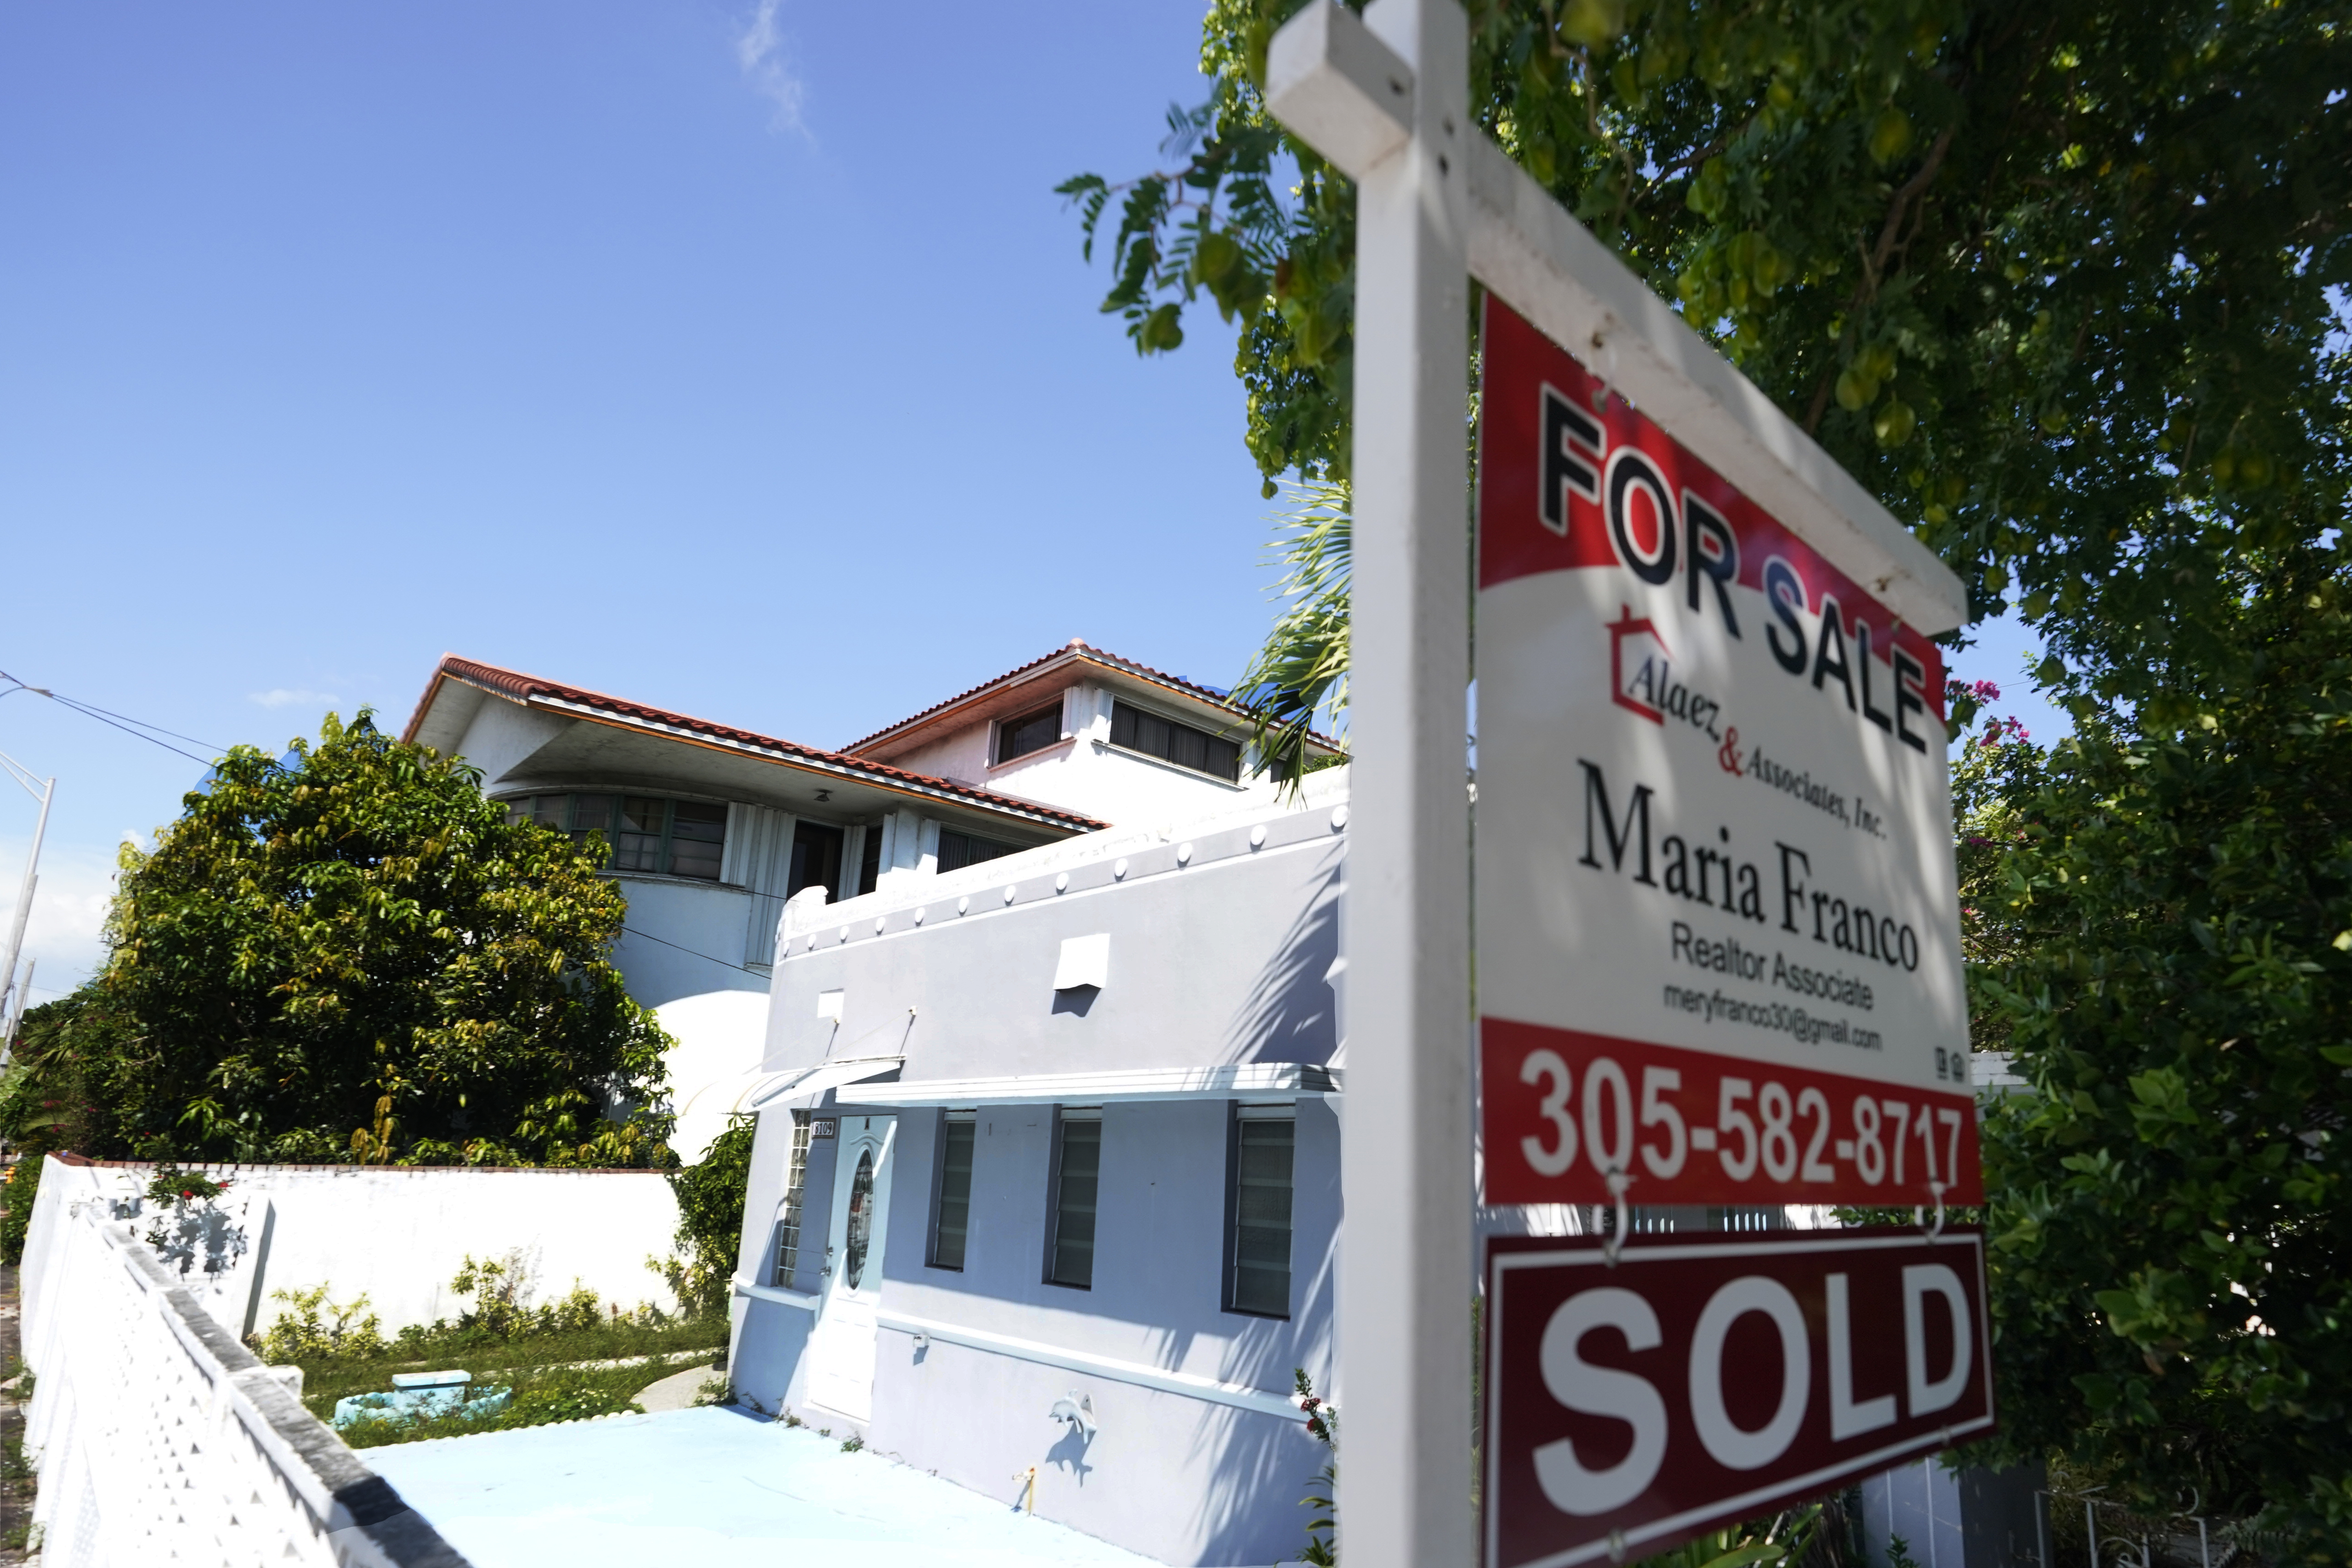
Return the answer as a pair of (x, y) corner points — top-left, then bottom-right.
(1484, 1229), (1995, 1568)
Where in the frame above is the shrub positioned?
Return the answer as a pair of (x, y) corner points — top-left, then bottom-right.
(655, 1114), (755, 1318)
(444, 1250), (625, 1339)
(143, 1165), (229, 1206)
(501, 1371), (640, 1425)
(0, 1155), (43, 1267)
(255, 1285), (387, 1362)
(141, 1166), (249, 1281)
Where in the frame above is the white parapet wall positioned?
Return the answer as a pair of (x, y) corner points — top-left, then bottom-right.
(17, 1156), (471, 1567)
(40, 1155), (685, 1341)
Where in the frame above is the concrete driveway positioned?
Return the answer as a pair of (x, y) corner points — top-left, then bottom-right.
(364, 1404), (1162, 1568)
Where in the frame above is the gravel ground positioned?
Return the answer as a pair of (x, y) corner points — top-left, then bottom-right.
(0, 1263), (33, 1563)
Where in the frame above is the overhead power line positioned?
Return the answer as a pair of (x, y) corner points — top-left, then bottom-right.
(620, 923), (767, 977)
(0, 670), (224, 767)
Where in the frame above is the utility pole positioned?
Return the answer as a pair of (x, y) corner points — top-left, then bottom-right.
(0, 959), (33, 1064)
(0, 749), (56, 1043)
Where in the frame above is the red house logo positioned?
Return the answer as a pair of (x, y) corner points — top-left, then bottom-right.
(1609, 606), (1669, 725)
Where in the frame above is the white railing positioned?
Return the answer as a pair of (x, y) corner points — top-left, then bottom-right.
(19, 1159), (470, 1567)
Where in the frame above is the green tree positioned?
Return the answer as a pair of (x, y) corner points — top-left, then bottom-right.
(1960, 576), (2352, 1554)
(1073, 0), (2352, 1548)
(0, 987), (146, 1261)
(1064, 0), (2350, 736)
(31, 711), (674, 1167)
(0, 987), (142, 1163)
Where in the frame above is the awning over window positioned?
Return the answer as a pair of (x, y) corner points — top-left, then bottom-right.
(743, 1055), (907, 1111)
(836, 1061), (1338, 1107)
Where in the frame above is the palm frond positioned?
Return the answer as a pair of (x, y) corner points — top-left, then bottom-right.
(1233, 480), (1352, 794)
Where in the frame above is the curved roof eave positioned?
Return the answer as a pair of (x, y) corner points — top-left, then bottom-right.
(402, 655), (1107, 834)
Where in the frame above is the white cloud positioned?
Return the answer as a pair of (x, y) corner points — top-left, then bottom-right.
(0, 838), (124, 1005)
(736, 0), (810, 137)
(248, 688), (340, 710)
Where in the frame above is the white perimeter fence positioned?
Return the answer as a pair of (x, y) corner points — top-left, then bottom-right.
(35, 1155), (685, 1341)
(19, 1156), (471, 1567)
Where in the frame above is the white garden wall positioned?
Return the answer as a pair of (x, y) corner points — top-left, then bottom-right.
(35, 1155), (683, 1342)
(16, 1157), (469, 1567)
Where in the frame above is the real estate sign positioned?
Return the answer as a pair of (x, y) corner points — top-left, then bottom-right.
(1263, 8), (1983, 1564)
(1476, 296), (1976, 1209)
(1483, 1228), (1996, 1568)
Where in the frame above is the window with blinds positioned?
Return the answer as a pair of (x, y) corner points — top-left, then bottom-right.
(937, 828), (1020, 874)
(769, 1111), (813, 1289)
(1226, 1107), (1295, 1318)
(1109, 700), (1242, 782)
(995, 702), (1064, 764)
(1045, 1109), (1102, 1290)
(929, 1111), (976, 1270)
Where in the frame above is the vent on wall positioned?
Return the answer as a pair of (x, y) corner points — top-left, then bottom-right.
(1053, 934), (1110, 991)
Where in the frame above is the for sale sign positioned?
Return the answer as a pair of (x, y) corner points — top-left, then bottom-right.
(1476, 297), (1976, 1207)
(1484, 1229), (1995, 1568)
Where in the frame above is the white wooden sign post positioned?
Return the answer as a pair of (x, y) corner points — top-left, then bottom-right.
(1273, 4), (1478, 1567)
(1265, 4), (1971, 1566)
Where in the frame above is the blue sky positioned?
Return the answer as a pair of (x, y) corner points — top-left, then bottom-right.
(0, 1), (2054, 1001)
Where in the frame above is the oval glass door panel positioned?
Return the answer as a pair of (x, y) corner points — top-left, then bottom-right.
(844, 1148), (876, 1289)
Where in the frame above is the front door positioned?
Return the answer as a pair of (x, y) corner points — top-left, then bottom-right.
(804, 1114), (895, 1421)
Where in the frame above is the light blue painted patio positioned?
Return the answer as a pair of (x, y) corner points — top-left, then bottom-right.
(365, 1405), (1158, 1568)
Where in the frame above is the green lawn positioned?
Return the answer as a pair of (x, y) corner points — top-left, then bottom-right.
(293, 1315), (729, 1449)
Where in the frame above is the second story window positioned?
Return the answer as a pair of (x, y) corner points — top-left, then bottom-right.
(1110, 701), (1241, 782)
(937, 828), (1019, 874)
(996, 701), (1065, 764)
(788, 821), (843, 900)
(507, 793), (727, 882)
(854, 822), (885, 896)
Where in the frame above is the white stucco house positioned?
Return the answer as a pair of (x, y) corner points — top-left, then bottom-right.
(727, 765), (1351, 1565)
(401, 644), (1334, 1158)
(402, 643), (1350, 1562)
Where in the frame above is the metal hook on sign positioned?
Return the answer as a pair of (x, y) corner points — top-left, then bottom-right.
(1913, 1180), (1948, 1242)
(1602, 1167), (1632, 1267)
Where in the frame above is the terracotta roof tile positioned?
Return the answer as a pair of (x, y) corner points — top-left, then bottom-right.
(844, 640), (1342, 757)
(402, 655), (1107, 832)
